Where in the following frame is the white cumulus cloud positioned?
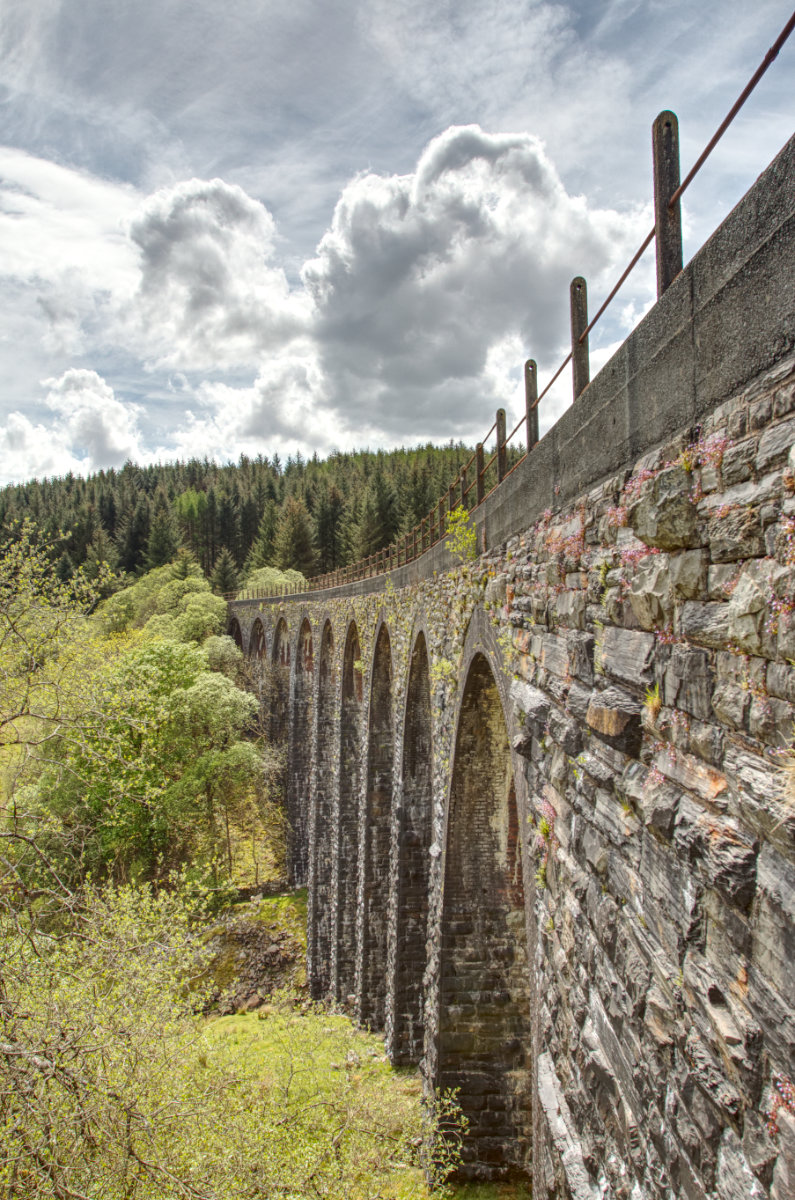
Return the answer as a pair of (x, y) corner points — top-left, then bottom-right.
(0, 369), (144, 483)
(303, 124), (647, 441)
(127, 178), (311, 370)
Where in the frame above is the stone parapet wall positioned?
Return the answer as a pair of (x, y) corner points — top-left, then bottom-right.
(485, 350), (795, 1198)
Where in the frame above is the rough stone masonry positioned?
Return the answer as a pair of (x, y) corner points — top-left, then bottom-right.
(228, 133), (795, 1196)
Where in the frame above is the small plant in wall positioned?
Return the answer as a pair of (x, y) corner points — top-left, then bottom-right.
(642, 682), (662, 729)
(430, 656), (457, 689)
(532, 798), (558, 890)
(767, 1073), (795, 1136)
(445, 505), (477, 564)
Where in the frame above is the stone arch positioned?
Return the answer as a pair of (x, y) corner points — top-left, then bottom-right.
(287, 617), (314, 884)
(359, 619), (394, 1028)
(335, 619), (363, 1005)
(438, 650), (532, 1180)
(310, 618), (336, 998)
(271, 615), (290, 745)
(391, 627), (433, 1063)
(228, 616), (243, 650)
(249, 617), (266, 659)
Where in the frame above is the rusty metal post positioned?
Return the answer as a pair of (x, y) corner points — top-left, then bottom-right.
(476, 443), (485, 505)
(525, 359), (539, 450)
(570, 277), (589, 400)
(421, 516), (427, 552)
(496, 408), (507, 482)
(460, 468), (467, 507)
(438, 497), (445, 540)
(448, 482), (456, 514)
(653, 110), (683, 297)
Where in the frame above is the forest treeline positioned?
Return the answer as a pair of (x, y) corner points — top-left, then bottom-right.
(0, 443), (475, 590)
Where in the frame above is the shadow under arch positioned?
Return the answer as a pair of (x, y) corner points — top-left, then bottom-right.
(438, 651), (532, 1180)
(287, 617), (314, 885)
(359, 620), (394, 1028)
(249, 617), (266, 659)
(310, 618), (335, 998)
(228, 616), (243, 650)
(391, 628), (433, 1064)
(335, 619), (363, 1004)
(271, 616), (290, 745)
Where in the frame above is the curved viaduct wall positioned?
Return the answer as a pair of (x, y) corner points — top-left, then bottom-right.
(228, 136), (795, 1197)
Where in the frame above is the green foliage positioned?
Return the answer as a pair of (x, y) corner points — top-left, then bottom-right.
(241, 565), (306, 594)
(0, 883), (463, 1199)
(445, 504), (477, 563)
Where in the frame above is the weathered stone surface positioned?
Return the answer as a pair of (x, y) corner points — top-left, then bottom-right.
(679, 600), (731, 648)
(628, 465), (701, 550)
(628, 553), (673, 630)
(600, 625), (655, 688)
(771, 1107), (795, 1200)
(727, 567), (771, 654)
(670, 548), (708, 598)
(655, 745), (728, 804)
(586, 686), (642, 756)
(708, 504), (766, 562)
(566, 630), (594, 685)
(485, 572), (508, 607)
(556, 588), (587, 629)
(716, 1128), (767, 1199)
(754, 844), (795, 999)
(711, 680), (748, 729)
(700, 816), (758, 911)
(757, 414), (795, 472)
(664, 644), (713, 721)
(618, 761), (680, 839)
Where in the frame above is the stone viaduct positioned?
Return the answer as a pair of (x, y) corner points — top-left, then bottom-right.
(228, 136), (795, 1197)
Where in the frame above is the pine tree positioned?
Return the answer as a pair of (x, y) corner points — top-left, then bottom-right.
(273, 497), (315, 576)
(115, 495), (151, 574)
(314, 485), (346, 572)
(210, 547), (239, 595)
(145, 492), (180, 569)
(244, 500), (277, 573)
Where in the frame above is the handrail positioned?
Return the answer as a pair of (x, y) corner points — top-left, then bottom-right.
(229, 12), (795, 602)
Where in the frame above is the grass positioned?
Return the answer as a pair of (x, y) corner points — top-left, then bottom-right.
(206, 1006), (531, 1199)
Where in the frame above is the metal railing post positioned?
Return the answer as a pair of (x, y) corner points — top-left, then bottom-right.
(438, 497), (445, 541)
(525, 359), (539, 450)
(476, 443), (485, 505)
(496, 408), (507, 482)
(570, 277), (590, 400)
(653, 110), (683, 296)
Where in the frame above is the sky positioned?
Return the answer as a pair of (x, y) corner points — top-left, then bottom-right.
(0, 0), (793, 485)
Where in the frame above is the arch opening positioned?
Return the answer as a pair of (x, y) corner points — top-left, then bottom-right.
(360, 624), (394, 1028)
(439, 653), (531, 1180)
(392, 631), (433, 1064)
(310, 621), (335, 998)
(271, 617), (290, 745)
(228, 617), (243, 650)
(249, 618), (266, 660)
(336, 622), (363, 1004)
(287, 619), (314, 885)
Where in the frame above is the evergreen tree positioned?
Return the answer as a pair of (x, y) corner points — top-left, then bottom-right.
(244, 500), (278, 573)
(145, 492), (180, 569)
(273, 497), (315, 576)
(314, 484), (346, 572)
(115, 495), (151, 574)
(210, 547), (239, 595)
